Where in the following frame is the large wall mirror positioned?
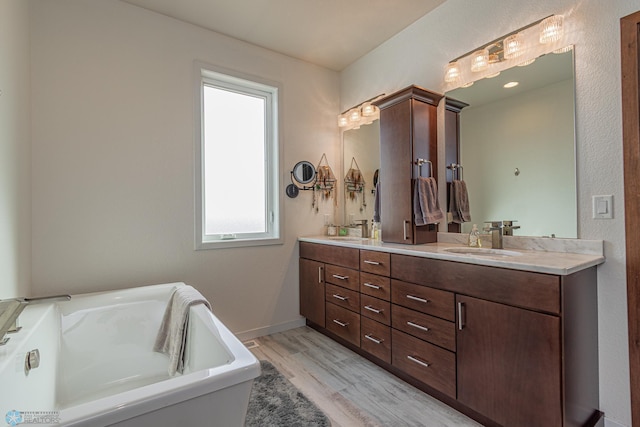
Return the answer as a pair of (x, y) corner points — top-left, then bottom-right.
(446, 49), (577, 238)
(342, 122), (380, 225)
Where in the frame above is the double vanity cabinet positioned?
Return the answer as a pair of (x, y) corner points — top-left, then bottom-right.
(299, 238), (604, 427)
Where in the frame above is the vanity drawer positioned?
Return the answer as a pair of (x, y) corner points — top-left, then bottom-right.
(300, 242), (359, 269)
(360, 250), (391, 276)
(392, 305), (455, 352)
(391, 280), (455, 321)
(361, 317), (391, 364)
(360, 272), (391, 301)
(326, 302), (360, 347)
(325, 264), (359, 291)
(392, 329), (456, 399)
(360, 294), (391, 326)
(326, 283), (360, 313)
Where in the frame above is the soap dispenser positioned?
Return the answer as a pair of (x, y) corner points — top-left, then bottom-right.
(468, 224), (481, 247)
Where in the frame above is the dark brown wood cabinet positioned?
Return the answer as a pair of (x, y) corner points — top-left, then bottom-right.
(299, 241), (601, 427)
(299, 258), (325, 327)
(374, 86), (443, 244)
(456, 295), (562, 427)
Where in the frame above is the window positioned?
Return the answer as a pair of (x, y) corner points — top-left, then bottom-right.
(195, 65), (282, 249)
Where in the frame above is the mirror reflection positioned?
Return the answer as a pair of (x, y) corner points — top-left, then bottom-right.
(292, 161), (316, 185)
(342, 122), (380, 225)
(446, 50), (577, 238)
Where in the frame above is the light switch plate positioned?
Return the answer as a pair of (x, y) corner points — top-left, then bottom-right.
(592, 195), (613, 219)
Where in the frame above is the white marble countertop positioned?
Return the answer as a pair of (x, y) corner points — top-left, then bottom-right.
(298, 235), (605, 276)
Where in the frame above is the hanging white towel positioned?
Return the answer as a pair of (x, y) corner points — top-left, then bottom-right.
(154, 285), (212, 376)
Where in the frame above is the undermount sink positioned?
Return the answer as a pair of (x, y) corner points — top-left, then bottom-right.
(443, 247), (523, 257)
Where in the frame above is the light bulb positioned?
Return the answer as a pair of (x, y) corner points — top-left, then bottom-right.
(349, 109), (360, 123)
(504, 33), (524, 59)
(471, 49), (489, 72)
(444, 62), (461, 83)
(338, 115), (349, 127)
(361, 103), (377, 117)
(540, 15), (564, 44)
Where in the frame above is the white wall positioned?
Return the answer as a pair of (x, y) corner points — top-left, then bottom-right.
(30, 0), (340, 337)
(0, 0), (31, 299)
(341, 1), (636, 425)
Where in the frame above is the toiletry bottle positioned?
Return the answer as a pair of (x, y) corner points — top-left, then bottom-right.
(372, 220), (380, 241)
(468, 224), (481, 247)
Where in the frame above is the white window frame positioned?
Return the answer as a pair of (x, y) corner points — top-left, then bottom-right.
(195, 63), (283, 249)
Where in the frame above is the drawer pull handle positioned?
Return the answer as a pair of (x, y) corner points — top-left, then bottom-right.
(364, 260), (380, 265)
(318, 266), (323, 283)
(333, 319), (349, 327)
(364, 305), (383, 314)
(364, 334), (384, 344)
(332, 274), (348, 280)
(407, 355), (430, 368)
(363, 283), (381, 290)
(332, 294), (348, 301)
(406, 295), (429, 303)
(458, 301), (466, 330)
(407, 321), (430, 332)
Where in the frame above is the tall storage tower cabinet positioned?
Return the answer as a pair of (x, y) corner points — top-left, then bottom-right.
(374, 86), (443, 244)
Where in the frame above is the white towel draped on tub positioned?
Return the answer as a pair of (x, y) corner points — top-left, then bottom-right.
(154, 285), (212, 376)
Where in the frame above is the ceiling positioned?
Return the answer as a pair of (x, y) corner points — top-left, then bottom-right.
(121, 0), (447, 71)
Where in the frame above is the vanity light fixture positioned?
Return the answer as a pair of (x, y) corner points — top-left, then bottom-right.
(539, 15), (564, 44)
(503, 33), (524, 59)
(338, 94), (385, 130)
(470, 48), (489, 72)
(443, 14), (568, 89)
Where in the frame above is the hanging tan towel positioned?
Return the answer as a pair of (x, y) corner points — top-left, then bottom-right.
(414, 177), (444, 226)
(154, 285), (212, 376)
(450, 180), (471, 223)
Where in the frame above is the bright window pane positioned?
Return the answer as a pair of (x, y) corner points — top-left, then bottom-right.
(203, 85), (266, 235)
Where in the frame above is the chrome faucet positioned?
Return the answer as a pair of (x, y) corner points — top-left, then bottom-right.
(0, 294), (71, 346)
(356, 219), (369, 238)
(484, 221), (504, 249)
(503, 220), (520, 236)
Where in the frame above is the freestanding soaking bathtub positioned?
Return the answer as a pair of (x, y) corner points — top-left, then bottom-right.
(0, 283), (261, 427)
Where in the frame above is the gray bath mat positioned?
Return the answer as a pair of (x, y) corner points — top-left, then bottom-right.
(245, 360), (331, 427)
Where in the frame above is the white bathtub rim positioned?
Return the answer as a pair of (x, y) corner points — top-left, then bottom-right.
(57, 286), (261, 426)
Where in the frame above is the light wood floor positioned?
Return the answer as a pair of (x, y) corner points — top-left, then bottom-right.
(249, 326), (482, 427)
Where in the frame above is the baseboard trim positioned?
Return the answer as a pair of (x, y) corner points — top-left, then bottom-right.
(235, 317), (306, 341)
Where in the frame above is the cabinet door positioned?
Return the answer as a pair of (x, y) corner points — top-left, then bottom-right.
(456, 295), (562, 427)
(379, 99), (413, 243)
(299, 258), (325, 327)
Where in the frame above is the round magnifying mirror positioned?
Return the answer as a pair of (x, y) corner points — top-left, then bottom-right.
(292, 161), (316, 185)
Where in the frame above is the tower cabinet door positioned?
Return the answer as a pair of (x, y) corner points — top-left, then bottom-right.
(379, 99), (413, 244)
(456, 295), (562, 427)
(299, 258), (325, 327)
